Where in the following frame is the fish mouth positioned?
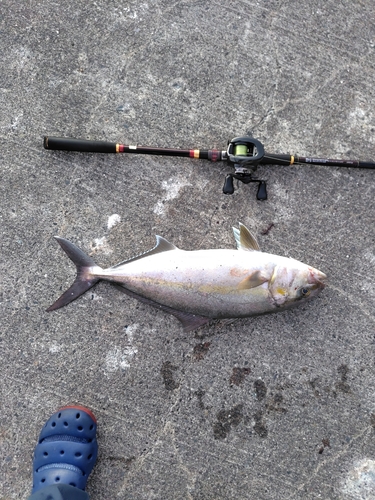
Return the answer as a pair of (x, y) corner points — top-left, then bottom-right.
(308, 268), (327, 288)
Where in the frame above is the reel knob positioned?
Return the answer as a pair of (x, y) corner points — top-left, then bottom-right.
(256, 181), (267, 201)
(223, 174), (235, 194)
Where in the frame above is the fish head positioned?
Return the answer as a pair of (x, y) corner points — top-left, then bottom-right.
(269, 259), (327, 309)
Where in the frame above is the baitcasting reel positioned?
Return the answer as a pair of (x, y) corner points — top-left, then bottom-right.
(222, 136), (267, 200)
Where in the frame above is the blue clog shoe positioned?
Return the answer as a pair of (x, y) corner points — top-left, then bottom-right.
(32, 405), (98, 494)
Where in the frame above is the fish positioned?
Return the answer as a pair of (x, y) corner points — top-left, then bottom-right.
(47, 223), (326, 331)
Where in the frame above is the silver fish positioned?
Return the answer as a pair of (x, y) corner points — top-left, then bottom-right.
(47, 223), (326, 331)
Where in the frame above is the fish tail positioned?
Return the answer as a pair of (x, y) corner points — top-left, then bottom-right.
(47, 237), (102, 312)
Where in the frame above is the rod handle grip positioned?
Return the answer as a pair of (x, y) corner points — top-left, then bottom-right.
(44, 136), (117, 153)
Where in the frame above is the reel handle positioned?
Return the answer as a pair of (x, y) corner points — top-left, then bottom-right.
(223, 175), (267, 200)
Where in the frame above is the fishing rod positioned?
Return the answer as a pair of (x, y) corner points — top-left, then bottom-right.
(44, 135), (375, 200)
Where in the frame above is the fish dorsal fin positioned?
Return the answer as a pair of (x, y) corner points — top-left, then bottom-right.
(232, 223), (260, 251)
(151, 235), (177, 253)
(112, 235), (177, 268)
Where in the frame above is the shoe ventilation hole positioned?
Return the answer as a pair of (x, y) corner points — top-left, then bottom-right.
(90, 424), (94, 430)
(64, 421), (68, 427)
(58, 413), (61, 418)
(55, 477), (60, 482)
(78, 426), (83, 431)
(70, 483), (76, 487)
(76, 413), (81, 419)
(75, 452), (82, 457)
(60, 450), (65, 455)
(88, 454), (92, 459)
(41, 478), (45, 483)
(43, 452), (48, 456)
(51, 422), (56, 427)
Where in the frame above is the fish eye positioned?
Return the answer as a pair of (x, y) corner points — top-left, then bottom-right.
(301, 287), (310, 297)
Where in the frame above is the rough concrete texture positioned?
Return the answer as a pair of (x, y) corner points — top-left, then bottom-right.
(1, 1), (375, 499)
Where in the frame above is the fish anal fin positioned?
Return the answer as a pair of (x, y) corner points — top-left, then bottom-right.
(112, 235), (177, 268)
(232, 223), (260, 251)
(113, 284), (210, 332)
(172, 311), (211, 333)
(237, 270), (268, 290)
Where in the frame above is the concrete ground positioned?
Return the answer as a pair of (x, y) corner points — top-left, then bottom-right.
(1, 1), (375, 499)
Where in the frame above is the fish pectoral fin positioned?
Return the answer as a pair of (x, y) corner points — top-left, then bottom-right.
(113, 284), (210, 332)
(237, 270), (269, 290)
(233, 223), (260, 252)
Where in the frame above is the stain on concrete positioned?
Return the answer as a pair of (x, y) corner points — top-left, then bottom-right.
(254, 379), (267, 400)
(104, 325), (138, 375)
(309, 377), (321, 397)
(195, 388), (206, 410)
(192, 342), (211, 361)
(230, 367), (251, 386)
(266, 392), (287, 414)
(160, 361), (180, 391)
(153, 178), (192, 216)
(261, 222), (275, 235)
(107, 213), (121, 230)
(213, 404), (243, 439)
(318, 438), (330, 454)
(342, 459), (375, 498)
(253, 410), (268, 438)
(336, 364), (351, 393)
